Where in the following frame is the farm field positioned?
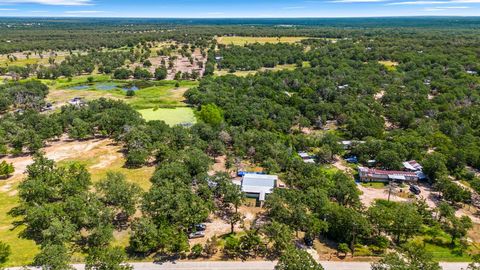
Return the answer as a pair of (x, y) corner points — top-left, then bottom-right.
(138, 107), (196, 126)
(216, 36), (308, 45)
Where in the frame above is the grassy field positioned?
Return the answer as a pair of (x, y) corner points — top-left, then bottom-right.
(214, 64), (299, 77)
(216, 36), (307, 45)
(46, 79), (198, 109)
(0, 187), (39, 267)
(0, 55), (66, 67)
(138, 107), (196, 126)
(126, 81), (198, 109)
(378, 60), (399, 71)
(361, 182), (388, 189)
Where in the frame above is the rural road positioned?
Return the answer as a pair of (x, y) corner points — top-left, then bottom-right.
(6, 261), (470, 270)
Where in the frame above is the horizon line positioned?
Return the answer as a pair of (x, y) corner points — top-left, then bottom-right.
(1, 15), (480, 19)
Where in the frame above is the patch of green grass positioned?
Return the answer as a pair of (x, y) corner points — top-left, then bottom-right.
(361, 182), (387, 189)
(125, 81), (198, 109)
(46, 79), (198, 110)
(138, 107), (197, 126)
(214, 69), (258, 77)
(38, 74), (112, 89)
(0, 187), (39, 267)
(302, 61), (312, 68)
(378, 60), (398, 72)
(214, 64), (298, 77)
(411, 227), (479, 262)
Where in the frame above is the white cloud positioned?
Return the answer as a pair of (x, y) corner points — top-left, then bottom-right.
(206, 12), (224, 15)
(330, 0), (387, 3)
(388, 0), (480, 4)
(424, 5), (469, 10)
(435, 5), (470, 7)
(386, 1), (449, 5)
(282, 6), (306, 9)
(64, 10), (103, 13)
(0, 8), (17, 10)
(450, 0), (480, 2)
(0, 0), (92, 5)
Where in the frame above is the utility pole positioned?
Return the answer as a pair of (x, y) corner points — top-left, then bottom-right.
(387, 181), (397, 202)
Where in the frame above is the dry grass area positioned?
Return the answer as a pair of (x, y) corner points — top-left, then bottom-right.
(0, 50), (85, 67)
(358, 184), (408, 207)
(214, 64), (298, 77)
(47, 89), (122, 109)
(216, 36), (307, 46)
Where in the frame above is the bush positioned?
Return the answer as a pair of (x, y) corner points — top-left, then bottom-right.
(0, 241), (11, 266)
(190, 244), (203, 258)
(126, 90), (136, 97)
(337, 243), (350, 257)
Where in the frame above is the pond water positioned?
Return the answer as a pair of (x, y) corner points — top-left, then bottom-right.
(69, 82), (140, 91)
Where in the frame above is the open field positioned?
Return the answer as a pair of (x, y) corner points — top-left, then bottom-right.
(126, 83), (196, 109)
(214, 64), (298, 77)
(216, 36), (308, 45)
(0, 50), (87, 67)
(138, 107), (196, 126)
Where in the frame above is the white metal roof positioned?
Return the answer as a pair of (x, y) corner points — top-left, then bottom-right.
(241, 174), (277, 201)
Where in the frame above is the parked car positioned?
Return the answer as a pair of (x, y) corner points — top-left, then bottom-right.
(409, 185), (421, 195)
(304, 236), (314, 247)
(189, 231), (205, 239)
(345, 156), (358, 164)
(195, 223), (207, 231)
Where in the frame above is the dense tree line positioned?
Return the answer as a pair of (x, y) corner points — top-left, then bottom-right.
(216, 43), (304, 71)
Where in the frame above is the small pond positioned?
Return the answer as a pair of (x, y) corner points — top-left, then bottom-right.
(69, 82), (142, 91)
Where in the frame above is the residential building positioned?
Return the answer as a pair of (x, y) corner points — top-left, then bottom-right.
(241, 174), (277, 203)
(358, 166), (419, 182)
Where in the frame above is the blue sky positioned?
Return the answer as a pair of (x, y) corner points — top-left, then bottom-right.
(0, 0), (479, 17)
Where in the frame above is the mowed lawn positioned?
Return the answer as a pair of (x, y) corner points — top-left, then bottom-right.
(0, 185), (39, 267)
(138, 107), (196, 126)
(126, 81), (198, 109)
(216, 36), (307, 45)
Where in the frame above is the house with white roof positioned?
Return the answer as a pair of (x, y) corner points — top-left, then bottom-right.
(241, 174), (278, 204)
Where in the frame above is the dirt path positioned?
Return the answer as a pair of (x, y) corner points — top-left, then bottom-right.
(332, 156), (353, 175)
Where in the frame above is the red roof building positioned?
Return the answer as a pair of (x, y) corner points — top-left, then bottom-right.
(358, 166), (419, 182)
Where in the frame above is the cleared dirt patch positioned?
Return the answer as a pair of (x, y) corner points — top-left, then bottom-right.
(358, 183), (408, 207)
